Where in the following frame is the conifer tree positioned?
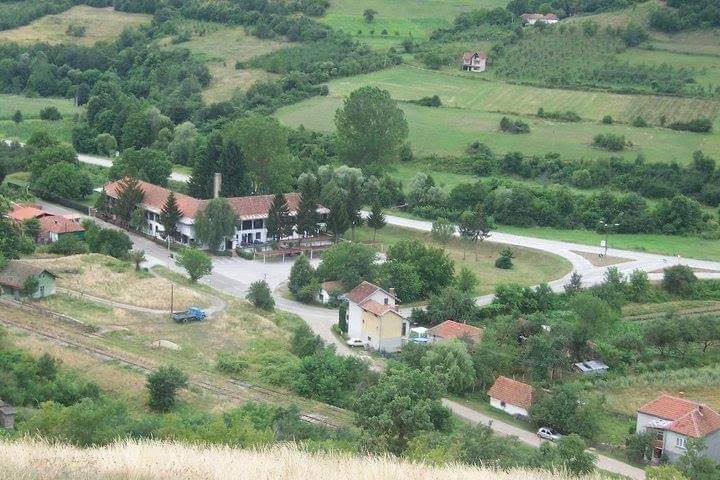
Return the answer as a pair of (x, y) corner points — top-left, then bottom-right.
(160, 191), (182, 239)
(345, 174), (364, 240)
(219, 138), (251, 197)
(113, 176), (144, 223)
(266, 193), (292, 241)
(366, 203), (386, 241)
(296, 174), (320, 237)
(326, 193), (349, 243)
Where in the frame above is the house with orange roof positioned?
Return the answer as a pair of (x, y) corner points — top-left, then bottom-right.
(6, 203), (84, 244)
(488, 376), (535, 417)
(345, 281), (408, 352)
(460, 51), (487, 72)
(102, 178), (328, 250)
(427, 319), (484, 345)
(636, 394), (720, 463)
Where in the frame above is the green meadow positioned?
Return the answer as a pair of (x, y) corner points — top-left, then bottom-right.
(275, 66), (720, 164)
(0, 94), (79, 119)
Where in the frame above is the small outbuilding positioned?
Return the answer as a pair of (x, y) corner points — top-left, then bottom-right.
(574, 360), (609, 375)
(427, 319), (484, 345)
(0, 261), (58, 300)
(488, 375), (535, 417)
(460, 51), (487, 72)
(317, 280), (345, 304)
(0, 399), (16, 429)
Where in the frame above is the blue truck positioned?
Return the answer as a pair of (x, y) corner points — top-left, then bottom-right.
(171, 307), (206, 323)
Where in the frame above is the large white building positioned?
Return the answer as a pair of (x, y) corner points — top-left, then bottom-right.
(103, 179), (328, 250)
(636, 394), (720, 464)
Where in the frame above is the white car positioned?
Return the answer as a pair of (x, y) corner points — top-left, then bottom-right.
(346, 338), (365, 347)
(537, 427), (562, 441)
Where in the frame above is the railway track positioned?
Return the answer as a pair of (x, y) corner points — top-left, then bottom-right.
(0, 314), (345, 429)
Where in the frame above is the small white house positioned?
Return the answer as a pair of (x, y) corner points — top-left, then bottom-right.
(521, 13), (559, 25)
(317, 281), (344, 304)
(636, 394), (720, 464)
(460, 51), (487, 72)
(488, 376), (535, 417)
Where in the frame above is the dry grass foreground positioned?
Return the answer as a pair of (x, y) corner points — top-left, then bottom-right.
(25, 254), (206, 311)
(0, 439), (610, 480)
(0, 6), (151, 46)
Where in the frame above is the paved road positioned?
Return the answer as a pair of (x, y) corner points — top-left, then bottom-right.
(444, 399), (646, 480)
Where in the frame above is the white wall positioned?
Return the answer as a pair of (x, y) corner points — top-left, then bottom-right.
(490, 397), (529, 417)
(348, 302), (363, 339)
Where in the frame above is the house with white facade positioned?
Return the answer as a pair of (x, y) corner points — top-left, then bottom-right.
(488, 376), (535, 418)
(636, 394), (720, 464)
(521, 13), (559, 25)
(345, 281), (408, 352)
(460, 51), (487, 72)
(102, 179), (328, 250)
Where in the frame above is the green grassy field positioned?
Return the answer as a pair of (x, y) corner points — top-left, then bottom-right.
(0, 94), (79, 119)
(319, 0), (508, 43)
(649, 29), (720, 56)
(617, 48), (720, 88)
(0, 6), (151, 46)
(0, 118), (75, 143)
(164, 21), (286, 103)
(353, 225), (572, 295)
(276, 92), (719, 164)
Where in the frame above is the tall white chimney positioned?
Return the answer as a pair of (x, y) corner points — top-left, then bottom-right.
(213, 173), (222, 199)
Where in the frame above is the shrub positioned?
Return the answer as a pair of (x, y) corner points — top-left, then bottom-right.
(410, 95), (442, 107)
(289, 254), (320, 303)
(66, 24), (86, 37)
(662, 265), (697, 297)
(494, 248), (514, 269)
(570, 169), (593, 188)
(601, 115), (613, 124)
(668, 118), (713, 133)
(499, 116), (530, 134)
(39, 106), (61, 121)
(632, 116), (648, 127)
(290, 323), (324, 357)
(175, 248), (212, 282)
(537, 108), (580, 122)
(215, 352), (248, 375)
(146, 366), (187, 412)
(47, 236), (89, 256)
(593, 133), (626, 151)
(12, 110), (22, 123)
(247, 280), (274, 310)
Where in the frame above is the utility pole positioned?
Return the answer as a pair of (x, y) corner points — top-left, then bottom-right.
(598, 220), (619, 257)
(170, 283), (174, 314)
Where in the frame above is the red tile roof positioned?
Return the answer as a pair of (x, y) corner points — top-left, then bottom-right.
(428, 320), (484, 343)
(8, 204), (46, 221)
(462, 51), (487, 62)
(38, 215), (84, 235)
(104, 179), (203, 218)
(488, 376), (534, 410)
(345, 281), (397, 305)
(544, 13), (558, 20)
(360, 299), (397, 317)
(104, 179), (315, 220)
(639, 394), (720, 438)
(321, 281), (345, 293)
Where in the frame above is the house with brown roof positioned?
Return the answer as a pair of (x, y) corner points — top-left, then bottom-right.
(460, 51), (487, 72)
(345, 281), (407, 352)
(488, 376), (535, 417)
(0, 261), (57, 300)
(102, 179), (328, 250)
(427, 320), (484, 345)
(521, 12), (559, 24)
(317, 280), (345, 304)
(636, 394), (720, 463)
(6, 203), (84, 244)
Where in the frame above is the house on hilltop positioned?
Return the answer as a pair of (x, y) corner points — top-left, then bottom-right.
(636, 394), (720, 464)
(460, 51), (487, 72)
(0, 261), (57, 300)
(102, 178), (328, 250)
(346, 281), (408, 352)
(521, 13), (559, 25)
(488, 376), (535, 417)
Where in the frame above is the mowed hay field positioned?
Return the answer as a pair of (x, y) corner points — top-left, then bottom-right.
(165, 21), (286, 103)
(0, 6), (151, 46)
(0, 94), (78, 119)
(617, 48), (720, 88)
(320, 0), (509, 42)
(276, 93), (720, 164)
(0, 118), (75, 143)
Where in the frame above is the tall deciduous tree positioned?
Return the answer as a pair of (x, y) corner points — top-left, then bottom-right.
(176, 247), (212, 282)
(325, 185), (349, 243)
(266, 193), (292, 242)
(335, 86), (408, 172)
(194, 198), (236, 252)
(366, 203), (386, 241)
(146, 366), (187, 412)
(113, 176), (144, 223)
(188, 132), (222, 199)
(289, 254), (319, 303)
(109, 148), (172, 186)
(458, 206), (493, 260)
(345, 173), (364, 240)
(160, 191), (182, 240)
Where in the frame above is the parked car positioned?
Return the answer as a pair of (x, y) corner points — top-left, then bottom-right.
(537, 427), (561, 441)
(346, 338), (365, 347)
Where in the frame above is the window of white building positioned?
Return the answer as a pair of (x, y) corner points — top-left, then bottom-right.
(675, 436), (687, 449)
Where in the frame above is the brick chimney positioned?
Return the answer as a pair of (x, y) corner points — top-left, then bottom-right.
(213, 173), (222, 199)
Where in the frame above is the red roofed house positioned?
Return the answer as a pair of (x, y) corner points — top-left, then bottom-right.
(460, 51), (487, 73)
(488, 376), (535, 417)
(102, 179), (328, 250)
(427, 319), (484, 345)
(636, 394), (720, 463)
(6, 203), (84, 244)
(345, 281), (408, 352)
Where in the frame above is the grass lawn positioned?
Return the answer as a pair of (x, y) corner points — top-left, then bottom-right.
(0, 95), (79, 120)
(649, 28), (720, 56)
(353, 225), (572, 295)
(0, 6), (151, 46)
(275, 65), (719, 163)
(319, 0), (508, 43)
(617, 48), (720, 88)
(0, 118), (75, 143)
(164, 21), (286, 103)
